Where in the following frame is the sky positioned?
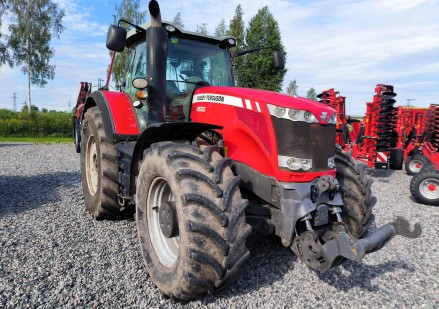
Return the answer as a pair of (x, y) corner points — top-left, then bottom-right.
(0, 0), (438, 116)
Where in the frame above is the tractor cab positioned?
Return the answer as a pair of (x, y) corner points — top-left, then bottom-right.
(109, 21), (236, 130)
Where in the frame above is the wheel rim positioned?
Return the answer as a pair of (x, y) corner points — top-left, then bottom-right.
(147, 177), (179, 267)
(419, 178), (439, 200)
(85, 135), (98, 195)
(409, 160), (423, 173)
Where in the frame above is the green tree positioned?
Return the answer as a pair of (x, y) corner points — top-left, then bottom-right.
(227, 5), (245, 86)
(111, 0), (147, 90)
(307, 87), (317, 100)
(287, 79), (298, 96)
(173, 12), (184, 28)
(196, 23), (208, 35)
(240, 6), (286, 91)
(215, 19), (227, 37)
(0, 0), (12, 67)
(8, 0), (64, 113)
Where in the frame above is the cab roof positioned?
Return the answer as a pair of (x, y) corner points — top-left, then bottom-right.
(125, 21), (236, 48)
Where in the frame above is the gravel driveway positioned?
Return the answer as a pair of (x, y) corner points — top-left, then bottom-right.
(0, 142), (438, 308)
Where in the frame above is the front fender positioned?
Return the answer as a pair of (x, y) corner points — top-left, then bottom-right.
(82, 91), (140, 141)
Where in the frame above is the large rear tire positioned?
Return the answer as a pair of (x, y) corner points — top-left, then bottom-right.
(410, 169), (439, 205)
(135, 142), (251, 301)
(405, 154), (431, 175)
(335, 147), (377, 238)
(80, 107), (127, 219)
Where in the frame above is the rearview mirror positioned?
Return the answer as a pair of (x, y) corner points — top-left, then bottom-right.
(272, 51), (285, 71)
(106, 25), (127, 52)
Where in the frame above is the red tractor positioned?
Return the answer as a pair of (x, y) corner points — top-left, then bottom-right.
(74, 0), (421, 300)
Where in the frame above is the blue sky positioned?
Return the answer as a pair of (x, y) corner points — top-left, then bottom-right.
(0, 0), (438, 115)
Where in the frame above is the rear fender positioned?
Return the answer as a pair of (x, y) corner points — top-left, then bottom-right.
(81, 91), (140, 141)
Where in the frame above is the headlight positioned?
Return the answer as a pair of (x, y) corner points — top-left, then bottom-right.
(279, 155), (313, 171)
(304, 111), (315, 122)
(288, 109), (300, 120)
(274, 106), (286, 117)
(328, 113), (337, 124)
(328, 156), (335, 168)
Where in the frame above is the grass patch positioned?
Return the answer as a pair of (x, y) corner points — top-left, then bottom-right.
(0, 136), (72, 143)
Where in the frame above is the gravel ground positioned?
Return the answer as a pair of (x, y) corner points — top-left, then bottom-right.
(0, 142), (438, 309)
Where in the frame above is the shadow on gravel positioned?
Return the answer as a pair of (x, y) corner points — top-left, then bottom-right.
(201, 231), (297, 303)
(0, 171), (80, 217)
(0, 142), (32, 148)
(316, 259), (415, 292)
(368, 168), (396, 179)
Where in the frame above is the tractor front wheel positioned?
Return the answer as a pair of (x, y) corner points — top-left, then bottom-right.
(335, 147), (377, 238)
(80, 107), (128, 219)
(410, 169), (439, 205)
(135, 142), (251, 301)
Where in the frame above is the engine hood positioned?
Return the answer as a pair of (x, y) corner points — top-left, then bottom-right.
(193, 86), (336, 123)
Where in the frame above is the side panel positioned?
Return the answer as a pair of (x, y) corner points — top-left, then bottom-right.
(100, 91), (140, 136)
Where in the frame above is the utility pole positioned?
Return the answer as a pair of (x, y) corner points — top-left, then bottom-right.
(11, 93), (18, 112)
(68, 99), (71, 112)
(406, 99), (415, 107)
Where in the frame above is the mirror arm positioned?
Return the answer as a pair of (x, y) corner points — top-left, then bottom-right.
(233, 45), (280, 57)
(118, 19), (146, 34)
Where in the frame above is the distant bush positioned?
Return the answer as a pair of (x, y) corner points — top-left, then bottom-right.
(0, 109), (72, 138)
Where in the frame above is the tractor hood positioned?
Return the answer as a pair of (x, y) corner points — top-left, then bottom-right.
(193, 86), (336, 125)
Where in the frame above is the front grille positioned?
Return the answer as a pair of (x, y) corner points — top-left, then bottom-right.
(271, 117), (336, 172)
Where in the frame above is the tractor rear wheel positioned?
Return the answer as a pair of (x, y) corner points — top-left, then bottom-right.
(405, 154), (431, 175)
(135, 142), (251, 301)
(410, 169), (439, 205)
(335, 147), (376, 238)
(80, 107), (127, 219)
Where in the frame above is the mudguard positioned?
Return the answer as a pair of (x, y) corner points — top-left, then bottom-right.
(82, 91), (140, 141)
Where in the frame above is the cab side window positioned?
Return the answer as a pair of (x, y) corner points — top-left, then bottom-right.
(125, 41), (147, 99)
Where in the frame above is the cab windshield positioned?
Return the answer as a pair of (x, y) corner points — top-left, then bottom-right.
(125, 35), (234, 129)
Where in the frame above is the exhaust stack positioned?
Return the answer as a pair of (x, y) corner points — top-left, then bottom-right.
(146, 0), (167, 124)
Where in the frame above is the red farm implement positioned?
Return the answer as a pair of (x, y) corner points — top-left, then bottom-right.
(73, 82), (92, 152)
(410, 141), (439, 205)
(350, 84), (402, 169)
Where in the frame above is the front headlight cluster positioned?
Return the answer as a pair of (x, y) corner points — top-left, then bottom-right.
(278, 155), (313, 171)
(268, 103), (336, 124)
(268, 104), (318, 123)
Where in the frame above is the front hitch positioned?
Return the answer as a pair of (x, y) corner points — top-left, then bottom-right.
(291, 216), (422, 271)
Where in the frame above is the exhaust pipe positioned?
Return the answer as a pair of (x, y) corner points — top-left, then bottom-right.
(146, 0), (167, 124)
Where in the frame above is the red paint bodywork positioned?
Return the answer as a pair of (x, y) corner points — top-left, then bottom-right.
(190, 86), (337, 183)
(101, 91), (140, 135)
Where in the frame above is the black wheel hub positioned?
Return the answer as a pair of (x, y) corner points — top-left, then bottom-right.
(159, 201), (178, 238)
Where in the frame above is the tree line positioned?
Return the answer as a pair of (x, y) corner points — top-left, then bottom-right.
(0, 108), (71, 137)
(0, 0), (64, 113)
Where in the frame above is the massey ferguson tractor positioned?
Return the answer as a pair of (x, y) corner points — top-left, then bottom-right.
(74, 0), (421, 301)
